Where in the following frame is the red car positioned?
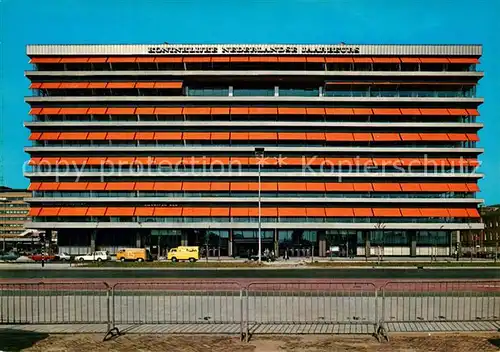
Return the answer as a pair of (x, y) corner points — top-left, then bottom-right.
(30, 253), (56, 262)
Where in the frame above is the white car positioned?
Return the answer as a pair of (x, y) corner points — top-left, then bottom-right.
(56, 252), (72, 261)
(74, 251), (111, 262)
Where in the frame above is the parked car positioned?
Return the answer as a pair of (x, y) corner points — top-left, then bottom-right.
(74, 251), (111, 262)
(30, 252), (56, 262)
(0, 252), (20, 261)
(55, 252), (72, 261)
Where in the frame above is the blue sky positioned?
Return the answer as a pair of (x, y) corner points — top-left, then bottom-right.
(1, 0), (499, 203)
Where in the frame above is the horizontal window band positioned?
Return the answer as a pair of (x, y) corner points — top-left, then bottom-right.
(28, 182), (479, 192)
(29, 207), (480, 218)
(29, 56), (480, 64)
(28, 107), (480, 117)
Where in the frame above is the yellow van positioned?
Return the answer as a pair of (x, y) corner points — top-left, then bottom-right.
(167, 246), (199, 262)
(116, 248), (150, 262)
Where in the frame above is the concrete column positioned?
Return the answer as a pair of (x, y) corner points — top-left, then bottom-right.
(364, 231), (370, 257)
(410, 230), (417, 257)
(318, 231), (326, 257)
(181, 232), (188, 246)
(274, 229), (279, 255)
(90, 230), (96, 252)
(228, 230), (233, 257)
(135, 231), (141, 248)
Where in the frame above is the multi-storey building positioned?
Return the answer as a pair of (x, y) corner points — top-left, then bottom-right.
(0, 187), (31, 249)
(24, 44), (484, 256)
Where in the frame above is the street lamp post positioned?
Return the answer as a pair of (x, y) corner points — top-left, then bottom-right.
(255, 147), (265, 263)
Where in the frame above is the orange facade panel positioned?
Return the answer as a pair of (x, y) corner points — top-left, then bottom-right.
(210, 182), (230, 191)
(372, 57), (400, 63)
(29, 208), (41, 216)
(155, 107), (183, 115)
(183, 207), (211, 216)
(400, 208), (423, 217)
(105, 132), (136, 140)
(306, 133), (325, 141)
(249, 107), (278, 115)
(447, 133), (468, 141)
(231, 107), (249, 115)
(133, 182), (155, 191)
(211, 208), (230, 216)
(400, 108), (421, 115)
(353, 57), (372, 63)
(39, 208), (60, 216)
(38, 182), (59, 191)
(325, 183), (354, 192)
(153, 208), (182, 216)
(107, 57), (136, 63)
(40, 132), (60, 140)
(106, 82), (135, 89)
(466, 208), (480, 218)
(324, 208), (352, 217)
(278, 107), (306, 115)
(418, 208), (449, 217)
(154, 57), (183, 63)
(325, 133), (354, 141)
(154, 81), (183, 89)
(40, 108), (61, 115)
(400, 133), (421, 141)
(58, 132), (88, 140)
(135, 208), (155, 216)
(279, 132), (307, 140)
(30, 57), (61, 63)
(419, 57), (450, 64)
(212, 107), (230, 115)
(372, 133), (401, 141)
(85, 207), (107, 216)
(325, 108), (354, 115)
(106, 107), (135, 115)
(466, 109), (480, 116)
(183, 107), (211, 115)
(306, 107), (326, 115)
(325, 57), (353, 63)
(372, 183), (402, 192)
(448, 209), (470, 217)
(230, 208), (249, 217)
(353, 208), (373, 217)
(278, 183), (307, 191)
(419, 133), (449, 141)
(105, 182), (135, 191)
(467, 183), (480, 192)
(278, 208), (307, 217)
(373, 108), (401, 115)
(58, 208), (88, 216)
(154, 132), (182, 140)
(135, 132), (155, 140)
(400, 183), (422, 192)
(183, 132), (210, 140)
(373, 208), (402, 217)
(153, 182), (182, 191)
(420, 108), (450, 116)
(105, 207), (135, 216)
(135, 82), (155, 89)
(466, 133), (480, 142)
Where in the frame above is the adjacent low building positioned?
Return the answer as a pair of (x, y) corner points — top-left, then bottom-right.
(24, 44), (484, 256)
(0, 186), (32, 250)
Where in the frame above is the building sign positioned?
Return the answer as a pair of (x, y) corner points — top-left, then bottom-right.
(147, 45), (361, 55)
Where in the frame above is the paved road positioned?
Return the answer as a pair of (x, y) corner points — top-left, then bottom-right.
(0, 268), (499, 280)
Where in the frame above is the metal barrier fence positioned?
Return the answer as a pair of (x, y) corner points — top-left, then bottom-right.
(0, 282), (110, 330)
(0, 280), (498, 340)
(380, 280), (500, 336)
(245, 281), (379, 340)
(111, 281), (243, 336)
